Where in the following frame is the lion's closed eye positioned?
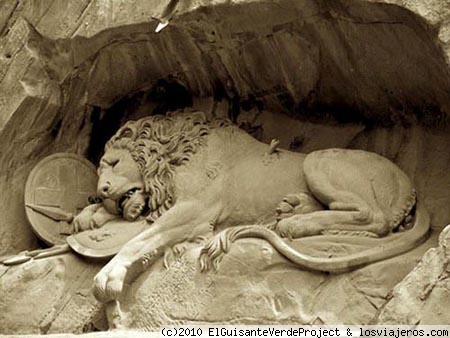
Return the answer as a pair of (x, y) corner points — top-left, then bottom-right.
(101, 159), (119, 167)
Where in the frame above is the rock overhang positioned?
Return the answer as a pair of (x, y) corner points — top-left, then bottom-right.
(16, 0), (450, 126)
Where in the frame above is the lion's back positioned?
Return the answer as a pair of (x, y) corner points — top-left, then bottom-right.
(200, 129), (309, 224)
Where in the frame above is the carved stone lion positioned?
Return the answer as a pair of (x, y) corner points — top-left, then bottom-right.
(74, 110), (429, 302)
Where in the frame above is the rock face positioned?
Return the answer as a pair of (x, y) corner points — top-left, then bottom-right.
(375, 225), (450, 324)
(123, 237), (438, 328)
(0, 234), (438, 333)
(371, 0), (450, 59)
(0, 254), (104, 334)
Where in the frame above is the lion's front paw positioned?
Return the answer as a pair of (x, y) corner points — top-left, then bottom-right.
(93, 262), (128, 302)
(73, 211), (95, 233)
(91, 208), (118, 229)
(276, 193), (323, 220)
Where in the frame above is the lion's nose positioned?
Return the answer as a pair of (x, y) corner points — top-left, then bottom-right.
(98, 181), (111, 198)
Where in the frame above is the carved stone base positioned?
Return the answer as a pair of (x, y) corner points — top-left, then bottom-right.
(120, 235), (438, 328)
(0, 232), (443, 333)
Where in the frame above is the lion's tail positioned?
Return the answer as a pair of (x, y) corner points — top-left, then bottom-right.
(200, 201), (430, 273)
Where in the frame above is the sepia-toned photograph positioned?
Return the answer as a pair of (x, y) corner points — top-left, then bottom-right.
(0, 0), (449, 337)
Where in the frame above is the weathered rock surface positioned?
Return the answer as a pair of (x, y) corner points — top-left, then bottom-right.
(0, 233), (438, 333)
(370, 0), (450, 59)
(121, 235), (438, 328)
(375, 225), (450, 324)
(0, 254), (105, 334)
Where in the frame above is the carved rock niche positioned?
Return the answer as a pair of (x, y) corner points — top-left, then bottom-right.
(1, 0), (450, 334)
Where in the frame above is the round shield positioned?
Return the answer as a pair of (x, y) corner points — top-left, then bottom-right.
(25, 153), (98, 245)
(66, 219), (150, 259)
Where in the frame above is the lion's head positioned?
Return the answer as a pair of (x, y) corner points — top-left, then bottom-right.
(97, 109), (229, 222)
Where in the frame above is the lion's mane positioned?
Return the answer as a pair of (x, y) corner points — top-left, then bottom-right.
(105, 109), (229, 222)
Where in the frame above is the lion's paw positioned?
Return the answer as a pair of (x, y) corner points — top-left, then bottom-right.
(73, 211), (95, 233)
(276, 193), (323, 220)
(276, 217), (296, 238)
(276, 216), (322, 239)
(91, 207), (119, 229)
(93, 262), (128, 302)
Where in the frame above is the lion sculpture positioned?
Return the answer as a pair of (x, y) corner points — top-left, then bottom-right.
(73, 110), (430, 302)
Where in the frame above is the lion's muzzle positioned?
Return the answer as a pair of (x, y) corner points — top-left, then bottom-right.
(98, 181), (112, 198)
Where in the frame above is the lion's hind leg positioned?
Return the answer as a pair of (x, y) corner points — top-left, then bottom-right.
(276, 150), (391, 239)
(275, 191), (388, 238)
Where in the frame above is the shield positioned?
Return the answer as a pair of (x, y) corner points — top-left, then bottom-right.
(25, 153), (98, 245)
(66, 219), (150, 259)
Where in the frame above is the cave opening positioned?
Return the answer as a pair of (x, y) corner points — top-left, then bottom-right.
(86, 79), (194, 165)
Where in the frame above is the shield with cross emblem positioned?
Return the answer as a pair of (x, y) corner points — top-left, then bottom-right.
(25, 153), (98, 245)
